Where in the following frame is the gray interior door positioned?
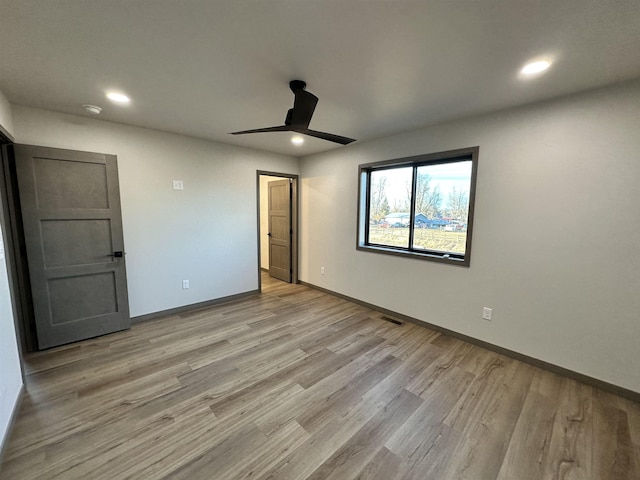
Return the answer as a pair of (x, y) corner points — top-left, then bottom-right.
(14, 145), (130, 349)
(268, 179), (292, 283)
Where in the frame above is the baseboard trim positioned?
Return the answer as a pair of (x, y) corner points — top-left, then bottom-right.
(299, 280), (640, 403)
(131, 290), (260, 325)
(0, 383), (25, 467)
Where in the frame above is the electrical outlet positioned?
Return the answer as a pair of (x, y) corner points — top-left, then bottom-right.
(320, 266), (325, 275)
(482, 307), (492, 321)
(173, 180), (184, 190)
(182, 279), (190, 289)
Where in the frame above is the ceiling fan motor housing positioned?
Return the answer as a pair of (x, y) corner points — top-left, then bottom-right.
(289, 80), (306, 92)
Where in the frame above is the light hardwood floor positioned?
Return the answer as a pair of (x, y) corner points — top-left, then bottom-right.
(1, 274), (639, 479)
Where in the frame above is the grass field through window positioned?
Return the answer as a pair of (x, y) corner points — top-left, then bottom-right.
(368, 225), (466, 254)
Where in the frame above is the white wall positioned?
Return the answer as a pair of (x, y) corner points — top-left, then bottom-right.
(12, 106), (299, 317)
(0, 228), (22, 448)
(0, 90), (22, 452)
(259, 175), (286, 270)
(300, 80), (640, 393)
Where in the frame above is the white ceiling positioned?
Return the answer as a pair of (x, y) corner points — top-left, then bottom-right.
(1, 1), (639, 156)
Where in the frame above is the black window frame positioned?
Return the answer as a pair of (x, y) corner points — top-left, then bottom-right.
(357, 146), (479, 267)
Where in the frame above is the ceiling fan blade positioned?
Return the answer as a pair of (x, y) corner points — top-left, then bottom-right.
(289, 90), (318, 128)
(296, 128), (356, 145)
(230, 125), (291, 135)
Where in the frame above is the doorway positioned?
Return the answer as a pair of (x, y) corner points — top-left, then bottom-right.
(256, 171), (298, 291)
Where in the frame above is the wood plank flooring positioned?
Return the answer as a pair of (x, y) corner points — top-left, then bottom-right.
(1, 274), (639, 479)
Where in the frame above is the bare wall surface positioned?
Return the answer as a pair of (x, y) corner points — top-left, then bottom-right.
(12, 106), (298, 317)
(299, 80), (640, 393)
(0, 228), (22, 450)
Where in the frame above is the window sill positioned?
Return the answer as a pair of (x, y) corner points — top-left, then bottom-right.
(356, 244), (470, 267)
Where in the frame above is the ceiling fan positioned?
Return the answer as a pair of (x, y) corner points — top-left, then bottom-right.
(230, 80), (356, 145)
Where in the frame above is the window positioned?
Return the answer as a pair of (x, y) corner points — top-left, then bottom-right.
(357, 147), (479, 266)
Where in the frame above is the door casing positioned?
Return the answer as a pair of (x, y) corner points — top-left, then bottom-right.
(0, 132), (27, 375)
(256, 171), (298, 290)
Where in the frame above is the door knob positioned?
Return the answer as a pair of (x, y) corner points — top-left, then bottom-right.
(106, 251), (124, 258)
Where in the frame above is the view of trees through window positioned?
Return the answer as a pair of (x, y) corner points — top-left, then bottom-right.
(367, 160), (473, 255)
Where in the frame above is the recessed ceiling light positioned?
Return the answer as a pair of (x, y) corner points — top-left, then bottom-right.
(106, 92), (131, 104)
(83, 104), (102, 115)
(521, 60), (552, 75)
(291, 136), (304, 145)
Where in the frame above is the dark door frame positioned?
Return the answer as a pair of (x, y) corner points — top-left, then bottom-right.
(0, 130), (26, 377)
(256, 171), (299, 291)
